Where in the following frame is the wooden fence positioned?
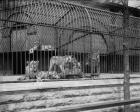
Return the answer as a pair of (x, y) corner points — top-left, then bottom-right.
(0, 74), (140, 112)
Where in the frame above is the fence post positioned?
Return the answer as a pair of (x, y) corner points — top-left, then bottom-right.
(123, 0), (130, 112)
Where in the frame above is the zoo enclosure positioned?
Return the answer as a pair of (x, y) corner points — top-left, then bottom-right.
(0, 0), (140, 75)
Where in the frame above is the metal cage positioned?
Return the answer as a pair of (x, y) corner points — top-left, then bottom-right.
(0, 0), (140, 77)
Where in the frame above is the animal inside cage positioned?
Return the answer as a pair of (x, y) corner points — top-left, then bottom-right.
(0, 0), (140, 80)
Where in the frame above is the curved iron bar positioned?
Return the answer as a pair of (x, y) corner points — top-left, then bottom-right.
(1, 0), (139, 54)
(2, 12), (35, 52)
(3, 12), (34, 26)
(58, 27), (108, 52)
(57, 14), (109, 52)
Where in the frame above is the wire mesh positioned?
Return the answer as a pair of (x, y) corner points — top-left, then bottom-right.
(0, 0), (139, 77)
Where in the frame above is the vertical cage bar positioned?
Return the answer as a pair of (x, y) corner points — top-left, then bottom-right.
(84, 8), (93, 77)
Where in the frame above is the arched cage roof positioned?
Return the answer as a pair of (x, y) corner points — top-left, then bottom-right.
(1, 0), (140, 32)
(0, 0), (140, 53)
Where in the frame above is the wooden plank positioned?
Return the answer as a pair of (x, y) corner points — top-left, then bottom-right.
(49, 99), (140, 112)
(0, 82), (140, 96)
(1, 85), (140, 106)
(0, 94), (124, 111)
(0, 74), (140, 83)
(0, 86), (124, 105)
(19, 99), (140, 112)
(0, 78), (140, 96)
(0, 77), (140, 84)
(0, 84), (123, 96)
(0, 79), (123, 92)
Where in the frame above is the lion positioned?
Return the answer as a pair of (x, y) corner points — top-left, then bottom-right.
(49, 56), (82, 78)
(49, 56), (73, 73)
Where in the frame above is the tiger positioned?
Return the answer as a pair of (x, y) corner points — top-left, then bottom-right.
(18, 60), (39, 80)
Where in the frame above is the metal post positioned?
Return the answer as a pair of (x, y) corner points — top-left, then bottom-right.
(123, 0), (130, 112)
(54, 28), (58, 55)
(84, 8), (93, 76)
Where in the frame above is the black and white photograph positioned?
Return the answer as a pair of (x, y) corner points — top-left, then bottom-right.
(0, 0), (140, 112)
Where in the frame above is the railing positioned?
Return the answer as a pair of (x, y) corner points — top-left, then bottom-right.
(53, 99), (140, 112)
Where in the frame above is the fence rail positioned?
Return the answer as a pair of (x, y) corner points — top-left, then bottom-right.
(53, 99), (140, 112)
